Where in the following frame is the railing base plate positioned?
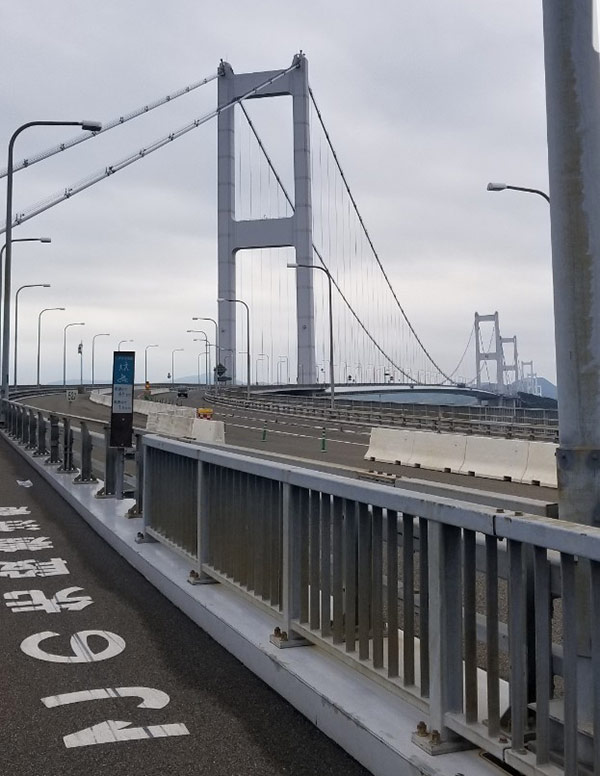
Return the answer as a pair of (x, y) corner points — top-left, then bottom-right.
(411, 730), (475, 756)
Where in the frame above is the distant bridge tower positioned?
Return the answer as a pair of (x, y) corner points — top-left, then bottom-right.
(501, 335), (519, 388)
(217, 53), (316, 385)
(474, 311), (504, 392)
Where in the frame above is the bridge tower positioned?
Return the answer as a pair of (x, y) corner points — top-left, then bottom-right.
(474, 311), (504, 392)
(501, 335), (519, 388)
(217, 53), (316, 385)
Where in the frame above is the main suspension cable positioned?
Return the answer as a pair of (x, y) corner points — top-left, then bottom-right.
(0, 63), (298, 234)
(308, 87), (455, 384)
(0, 73), (218, 179)
(239, 102), (417, 383)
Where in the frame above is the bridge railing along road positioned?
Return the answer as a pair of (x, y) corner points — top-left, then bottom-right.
(3, 393), (595, 776)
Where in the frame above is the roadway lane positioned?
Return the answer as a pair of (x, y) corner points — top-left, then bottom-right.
(20, 389), (558, 503)
(0, 436), (369, 776)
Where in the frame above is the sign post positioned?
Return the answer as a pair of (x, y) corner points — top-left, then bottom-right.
(110, 351), (135, 448)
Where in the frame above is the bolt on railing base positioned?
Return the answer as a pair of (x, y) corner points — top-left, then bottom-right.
(269, 626), (312, 649)
(187, 569), (218, 585)
(134, 531), (158, 544)
(126, 504), (142, 519)
(411, 724), (475, 756)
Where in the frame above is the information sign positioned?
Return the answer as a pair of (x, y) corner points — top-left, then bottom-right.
(109, 351), (135, 448)
(66, 389), (77, 403)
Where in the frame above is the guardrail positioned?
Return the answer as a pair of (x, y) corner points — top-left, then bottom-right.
(141, 432), (596, 776)
(3, 396), (591, 775)
(207, 389), (559, 442)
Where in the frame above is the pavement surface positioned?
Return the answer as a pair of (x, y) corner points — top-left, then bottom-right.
(0, 434), (369, 776)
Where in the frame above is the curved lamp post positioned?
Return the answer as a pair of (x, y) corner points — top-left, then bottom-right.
(2, 120), (101, 411)
(14, 282), (50, 386)
(118, 339), (133, 351)
(36, 306), (65, 386)
(288, 263), (335, 409)
(91, 333), (110, 386)
(171, 348), (183, 385)
(192, 316), (219, 385)
(486, 182), (550, 204)
(144, 344), (158, 384)
(192, 337), (210, 385)
(63, 322), (85, 386)
(217, 298), (250, 399)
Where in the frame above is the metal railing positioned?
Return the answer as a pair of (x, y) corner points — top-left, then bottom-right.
(207, 390), (559, 442)
(3, 396), (594, 775)
(142, 432), (598, 776)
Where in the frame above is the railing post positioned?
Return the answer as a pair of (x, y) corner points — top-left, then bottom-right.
(26, 409), (37, 450)
(271, 481), (308, 648)
(413, 521), (468, 753)
(45, 414), (60, 464)
(127, 431), (144, 517)
(74, 421), (97, 484)
(188, 459), (216, 584)
(96, 426), (118, 497)
(18, 406), (26, 444)
(57, 417), (77, 473)
(35, 412), (48, 457)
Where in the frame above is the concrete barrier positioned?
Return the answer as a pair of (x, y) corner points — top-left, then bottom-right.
(408, 430), (467, 472)
(523, 442), (558, 487)
(364, 427), (414, 465)
(365, 426), (558, 486)
(458, 436), (529, 482)
(190, 419), (225, 444)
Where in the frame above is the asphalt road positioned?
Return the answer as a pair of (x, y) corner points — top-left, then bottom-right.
(0, 436), (369, 776)
(21, 389), (558, 504)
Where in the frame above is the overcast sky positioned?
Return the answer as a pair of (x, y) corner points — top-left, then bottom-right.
(1, 1), (553, 386)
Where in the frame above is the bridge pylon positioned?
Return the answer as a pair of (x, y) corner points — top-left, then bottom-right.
(217, 53), (316, 385)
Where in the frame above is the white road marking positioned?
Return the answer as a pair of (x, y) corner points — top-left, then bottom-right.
(63, 720), (190, 748)
(42, 687), (170, 709)
(21, 630), (126, 663)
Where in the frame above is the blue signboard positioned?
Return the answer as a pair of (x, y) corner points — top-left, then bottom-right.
(110, 351), (135, 447)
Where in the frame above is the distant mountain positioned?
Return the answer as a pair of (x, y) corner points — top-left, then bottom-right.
(536, 377), (557, 399)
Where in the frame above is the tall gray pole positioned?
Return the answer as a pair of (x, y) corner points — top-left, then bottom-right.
(193, 317), (219, 386)
(14, 283), (50, 386)
(288, 263), (335, 408)
(543, 0), (600, 522)
(2, 120), (100, 417)
(92, 333), (110, 385)
(144, 344), (157, 384)
(63, 322), (84, 386)
(36, 306), (64, 386)
(542, 0), (600, 722)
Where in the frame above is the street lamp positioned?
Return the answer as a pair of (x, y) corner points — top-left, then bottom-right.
(118, 339), (133, 351)
(91, 333), (110, 386)
(287, 263), (335, 409)
(277, 355), (289, 384)
(486, 182), (550, 204)
(217, 298), (250, 400)
(63, 322), (85, 386)
(0, 238), (51, 386)
(36, 306), (65, 386)
(256, 354), (270, 384)
(171, 348), (183, 385)
(192, 337), (210, 385)
(13, 283), (50, 386)
(144, 344), (158, 384)
(192, 316), (219, 384)
(2, 120), (101, 412)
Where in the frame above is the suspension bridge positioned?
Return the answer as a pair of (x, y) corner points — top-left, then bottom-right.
(0, 53), (523, 396)
(2, 10), (599, 774)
